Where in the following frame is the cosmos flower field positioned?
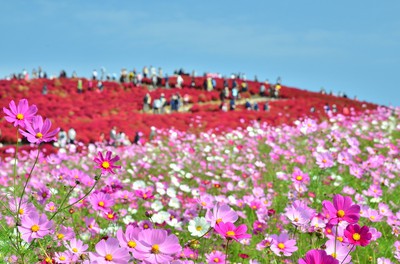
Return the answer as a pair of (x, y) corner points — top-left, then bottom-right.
(1, 99), (400, 263)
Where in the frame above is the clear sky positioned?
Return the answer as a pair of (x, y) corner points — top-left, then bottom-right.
(1, 1), (399, 106)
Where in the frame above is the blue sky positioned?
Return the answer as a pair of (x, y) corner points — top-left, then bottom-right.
(1, 1), (399, 106)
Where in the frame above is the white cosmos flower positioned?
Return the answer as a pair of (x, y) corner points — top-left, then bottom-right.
(166, 187), (176, 198)
(132, 180), (146, 190)
(151, 211), (170, 224)
(188, 217), (210, 237)
(151, 200), (163, 211)
(169, 197), (180, 209)
(179, 184), (191, 193)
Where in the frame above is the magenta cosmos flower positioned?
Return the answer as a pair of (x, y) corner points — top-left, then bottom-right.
(132, 229), (182, 263)
(344, 224), (372, 247)
(19, 115), (59, 144)
(94, 151), (121, 174)
(18, 211), (54, 243)
(322, 194), (360, 224)
(298, 249), (339, 264)
(3, 99), (38, 128)
(206, 203), (238, 227)
(214, 222), (251, 242)
(270, 233), (298, 257)
(89, 238), (131, 264)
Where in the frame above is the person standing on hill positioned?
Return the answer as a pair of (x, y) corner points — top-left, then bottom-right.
(77, 79), (83, 93)
(143, 93), (152, 112)
(92, 69), (98, 80)
(110, 126), (117, 146)
(176, 74), (184, 88)
(68, 128), (76, 144)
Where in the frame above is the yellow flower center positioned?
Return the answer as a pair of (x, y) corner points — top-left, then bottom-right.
(105, 254), (113, 261)
(214, 258), (220, 263)
(331, 252), (337, 258)
(296, 176), (303, 181)
(18, 208), (24, 215)
(352, 233), (361, 241)
(102, 161), (110, 169)
(16, 113), (24, 120)
(143, 193), (148, 199)
(36, 132), (43, 139)
(201, 201), (206, 206)
(143, 224), (149, 229)
(98, 201), (105, 207)
(31, 225), (40, 232)
(226, 231), (235, 237)
(107, 213), (114, 219)
(322, 159), (327, 163)
(337, 236), (343, 242)
(370, 216), (375, 220)
(50, 206), (55, 211)
(128, 240), (136, 248)
(337, 210), (345, 218)
(278, 243), (285, 249)
(45, 257), (52, 263)
(196, 226), (202, 231)
(72, 248), (78, 253)
(151, 244), (160, 254)
(216, 218), (223, 224)
(57, 233), (65, 240)
(59, 256), (66, 261)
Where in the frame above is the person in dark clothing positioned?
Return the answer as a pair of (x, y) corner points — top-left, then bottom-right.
(134, 132), (140, 144)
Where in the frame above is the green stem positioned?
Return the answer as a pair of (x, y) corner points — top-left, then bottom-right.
(17, 145), (41, 215)
(49, 183), (78, 221)
(57, 176), (100, 212)
(225, 239), (231, 264)
(13, 129), (19, 208)
(341, 245), (355, 264)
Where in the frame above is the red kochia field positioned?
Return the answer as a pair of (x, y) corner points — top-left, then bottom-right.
(0, 77), (376, 144)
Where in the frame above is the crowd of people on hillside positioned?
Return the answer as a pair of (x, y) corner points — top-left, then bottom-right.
(55, 125), (153, 148)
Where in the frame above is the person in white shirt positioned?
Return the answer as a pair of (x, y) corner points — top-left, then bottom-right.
(68, 128), (76, 144)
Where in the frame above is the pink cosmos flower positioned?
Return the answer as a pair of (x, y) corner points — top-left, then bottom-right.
(322, 194), (360, 224)
(363, 208), (383, 222)
(94, 151), (121, 174)
(344, 224), (372, 246)
(9, 198), (35, 218)
(377, 258), (395, 264)
(44, 202), (57, 213)
(19, 115), (59, 144)
(89, 238), (131, 264)
(205, 250), (226, 264)
(3, 99), (38, 128)
(298, 249), (339, 264)
(132, 229), (182, 263)
(214, 222), (251, 242)
(85, 217), (101, 235)
(324, 239), (352, 263)
(65, 238), (88, 255)
(54, 251), (78, 263)
(89, 192), (115, 212)
(206, 203), (238, 227)
(55, 225), (75, 243)
(116, 225), (141, 253)
(315, 152), (334, 168)
(270, 233), (298, 256)
(18, 211), (54, 243)
(285, 200), (315, 228)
